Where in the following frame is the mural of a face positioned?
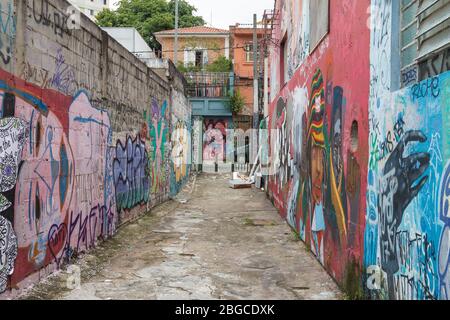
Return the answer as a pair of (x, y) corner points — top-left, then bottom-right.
(308, 70), (326, 205)
(311, 146), (324, 204)
(306, 70), (327, 262)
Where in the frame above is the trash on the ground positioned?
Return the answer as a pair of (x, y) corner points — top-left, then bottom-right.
(229, 172), (253, 189)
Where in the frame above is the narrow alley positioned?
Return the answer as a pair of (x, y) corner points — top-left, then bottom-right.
(19, 174), (342, 300)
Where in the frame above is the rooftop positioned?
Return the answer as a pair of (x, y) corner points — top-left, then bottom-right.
(155, 26), (229, 36)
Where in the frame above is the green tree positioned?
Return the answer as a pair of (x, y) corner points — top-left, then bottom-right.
(96, 0), (205, 49)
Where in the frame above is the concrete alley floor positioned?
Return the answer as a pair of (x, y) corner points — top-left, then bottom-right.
(18, 173), (343, 300)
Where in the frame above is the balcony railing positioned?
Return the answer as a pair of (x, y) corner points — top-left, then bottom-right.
(184, 72), (233, 98)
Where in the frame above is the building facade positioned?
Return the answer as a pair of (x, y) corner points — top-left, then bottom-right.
(156, 26), (240, 173)
(68, 0), (109, 20)
(266, 0), (450, 300)
(229, 24), (267, 120)
(155, 26), (230, 68)
(102, 27), (156, 66)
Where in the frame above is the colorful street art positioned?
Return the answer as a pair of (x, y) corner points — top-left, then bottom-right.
(439, 161), (450, 299)
(147, 99), (170, 196)
(365, 71), (450, 300)
(170, 120), (190, 195)
(0, 117), (27, 292)
(268, 0), (370, 295)
(203, 119), (228, 164)
(113, 135), (150, 213)
(0, 66), (190, 293)
(0, 0), (191, 295)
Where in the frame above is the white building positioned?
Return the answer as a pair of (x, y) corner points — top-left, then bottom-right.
(68, 0), (109, 20)
(102, 27), (157, 66)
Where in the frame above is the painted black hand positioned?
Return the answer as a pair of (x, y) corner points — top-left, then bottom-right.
(384, 130), (430, 215)
(378, 130), (430, 297)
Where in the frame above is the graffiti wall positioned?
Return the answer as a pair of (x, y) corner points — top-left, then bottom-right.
(365, 70), (450, 300)
(268, 0), (450, 300)
(0, 0), (190, 295)
(268, 0), (370, 295)
(364, 0), (450, 300)
(170, 88), (191, 196)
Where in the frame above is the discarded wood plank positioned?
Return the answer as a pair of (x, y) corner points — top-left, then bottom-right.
(229, 179), (253, 189)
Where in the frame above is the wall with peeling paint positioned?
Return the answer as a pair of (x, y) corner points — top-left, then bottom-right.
(0, 0), (191, 296)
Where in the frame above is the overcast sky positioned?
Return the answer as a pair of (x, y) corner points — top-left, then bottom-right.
(188, 0), (274, 29)
(111, 0), (275, 29)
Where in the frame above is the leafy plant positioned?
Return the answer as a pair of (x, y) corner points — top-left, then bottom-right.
(206, 56), (233, 72)
(176, 62), (202, 73)
(229, 90), (246, 114)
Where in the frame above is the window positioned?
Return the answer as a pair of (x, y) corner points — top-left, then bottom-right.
(184, 48), (207, 69)
(244, 44), (253, 62)
(309, 0), (329, 53)
(416, 0), (450, 80)
(104, 0), (107, 5)
(195, 50), (204, 68)
(89, 9), (94, 16)
(400, 0), (419, 82)
(398, 0), (450, 85)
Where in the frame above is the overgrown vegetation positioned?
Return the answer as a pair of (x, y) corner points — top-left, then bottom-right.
(343, 259), (365, 300)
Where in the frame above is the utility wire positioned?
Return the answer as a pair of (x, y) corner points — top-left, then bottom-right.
(131, 41), (270, 54)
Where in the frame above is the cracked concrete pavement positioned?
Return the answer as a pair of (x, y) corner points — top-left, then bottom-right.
(19, 173), (343, 300)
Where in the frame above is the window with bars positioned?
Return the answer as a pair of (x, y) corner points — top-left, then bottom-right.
(400, 0), (419, 85)
(400, 0), (450, 86)
(416, 0), (450, 80)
